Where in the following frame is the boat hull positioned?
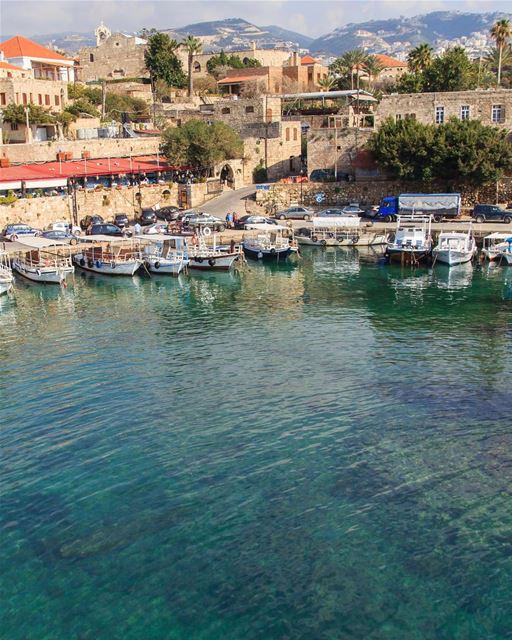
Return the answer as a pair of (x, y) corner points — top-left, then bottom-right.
(146, 257), (188, 276)
(498, 252), (512, 265)
(297, 236), (339, 247)
(187, 253), (239, 271)
(13, 260), (73, 284)
(243, 245), (293, 261)
(74, 255), (141, 276)
(386, 247), (431, 264)
(433, 249), (475, 266)
(298, 233), (388, 247)
(0, 279), (13, 295)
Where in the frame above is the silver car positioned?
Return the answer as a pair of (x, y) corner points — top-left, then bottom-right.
(275, 206), (314, 221)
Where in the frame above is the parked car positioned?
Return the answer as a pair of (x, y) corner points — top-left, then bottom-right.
(87, 223), (128, 237)
(113, 213), (129, 229)
(309, 169), (334, 182)
(47, 221), (81, 235)
(472, 204), (512, 224)
(275, 206), (314, 221)
(235, 215), (278, 230)
(40, 229), (78, 244)
(364, 205), (380, 218)
(180, 213), (226, 232)
(80, 214), (104, 231)
(143, 223), (169, 235)
(154, 206), (181, 221)
(137, 209), (158, 226)
(1, 223), (40, 241)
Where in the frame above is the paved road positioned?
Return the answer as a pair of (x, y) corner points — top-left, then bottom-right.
(199, 186), (257, 217)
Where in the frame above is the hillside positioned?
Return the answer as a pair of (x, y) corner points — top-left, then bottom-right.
(309, 11), (512, 57)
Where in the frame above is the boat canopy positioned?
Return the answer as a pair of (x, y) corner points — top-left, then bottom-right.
(15, 236), (68, 249)
(135, 234), (186, 242)
(312, 216), (360, 228)
(484, 232), (512, 241)
(78, 235), (133, 243)
(247, 223), (290, 231)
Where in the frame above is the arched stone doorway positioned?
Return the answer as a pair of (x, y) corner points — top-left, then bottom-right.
(220, 164), (234, 189)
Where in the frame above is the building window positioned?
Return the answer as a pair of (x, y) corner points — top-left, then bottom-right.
(221, 107), (230, 114)
(89, 53), (94, 62)
(245, 106), (254, 114)
(266, 108), (272, 122)
(492, 104), (504, 123)
(38, 94), (42, 105)
(405, 113), (416, 120)
(0, 93), (6, 105)
(115, 41), (120, 47)
(435, 106), (445, 124)
(45, 95), (50, 106)
(7, 72), (12, 78)
(285, 127), (290, 141)
(289, 156), (294, 171)
(15, 92), (19, 104)
(11, 123), (18, 131)
(460, 105), (470, 121)
(395, 114), (402, 122)
(293, 127), (298, 141)
(55, 95), (60, 106)
(22, 93), (27, 105)
(29, 93), (33, 104)
(193, 61), (201, 72)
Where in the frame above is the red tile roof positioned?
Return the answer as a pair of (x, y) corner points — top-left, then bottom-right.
(375, 54), (406, 68)
(218, 69), (267, 84)
(301, 55), (318, 65)
(0, 35), (73, 62)
(0, 60), (25, 71)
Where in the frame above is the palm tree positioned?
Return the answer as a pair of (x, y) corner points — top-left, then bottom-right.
(318, 75), (337, 91)
(490, 18), (512, 85)
(329, 49), (367, 90)
(364, 55), (384, 90)
(407, 43), (433, 73)
(182, 35), (202, 97)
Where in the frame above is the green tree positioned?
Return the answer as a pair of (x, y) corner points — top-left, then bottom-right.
(182, 35), (202, 97)
(423, 47), (478, 92)
(144, 32), (186, 90)
(490, 18), (512, 85)
(317, 75), (337, 91)
(363, 55), (384, 90)
(367, 117), (437, 181)
(394, 71), (424, 93)
(161, 119), (243, 170)
(206, 51), (261, 76)
(367, 117), (512, 186)
(485, 44), (512, 87)
(64, 98), (100, 118)
(407, 43), (433, 73)
(1, 103), (26, 125)
(329, 49), (368, 90)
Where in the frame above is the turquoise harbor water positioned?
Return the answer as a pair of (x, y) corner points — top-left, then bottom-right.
(1, 248), (512, 640)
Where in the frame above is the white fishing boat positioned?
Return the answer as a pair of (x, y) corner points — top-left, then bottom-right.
(187, 229), (240, 271)
(386, 216), (433, 264)
(0, 252), (14, 295)
(432, 227), (477, 266)
(242, 224), (297, 261)
(297, 216), (388, 247)
(74, 236), (143, 276)
(497, 237), (512, 265)
(138, 234), (189, 276)
(481, 233), (512, 261)
(12, 237), (74, 284)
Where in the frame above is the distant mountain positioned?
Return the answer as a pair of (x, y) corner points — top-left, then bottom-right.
(309, 11), (512, 57)
(163, 18), (310, 52)
(7, 32), (96, 54)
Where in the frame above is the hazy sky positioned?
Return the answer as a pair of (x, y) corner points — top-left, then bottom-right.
(2, 0), (511, 38)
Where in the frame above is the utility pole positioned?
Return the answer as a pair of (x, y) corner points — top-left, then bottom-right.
(101, 80), (107, 120)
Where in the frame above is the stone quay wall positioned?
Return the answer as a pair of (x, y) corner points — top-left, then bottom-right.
(256, 179), (512, 211)
(1, 136), (162, 164)
(0, 181), (221, 229)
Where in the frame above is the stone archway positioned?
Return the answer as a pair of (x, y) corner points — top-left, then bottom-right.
(220, 164), (235, 189)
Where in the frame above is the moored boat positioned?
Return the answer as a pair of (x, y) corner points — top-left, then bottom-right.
(386, 216), (433, 264)
(432, 227), (476, 266)
(0, 251), (14, 295)
(187, 229), (240, 271)
(74, 236), (143, 276)
(481, 233), (512, 261)
(497, 237), (512, 265)
(297, 216), (388, 247)
(139, 234), (189, 276)
(12, 237), (74, 284)
(242, 224), (297, 261)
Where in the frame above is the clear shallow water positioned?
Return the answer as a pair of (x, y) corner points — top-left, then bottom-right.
(1, 249), (511, 640)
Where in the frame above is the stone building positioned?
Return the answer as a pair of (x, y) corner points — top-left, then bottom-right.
(78, 25), (148, 81)
(376, 89), (512, 129)
(208, 96), (302, 182)
(217, 55), (329, 96)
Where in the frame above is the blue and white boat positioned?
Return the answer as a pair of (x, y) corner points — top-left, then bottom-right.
(242, 224), (297, 261)
(0, 251), (14, 295)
